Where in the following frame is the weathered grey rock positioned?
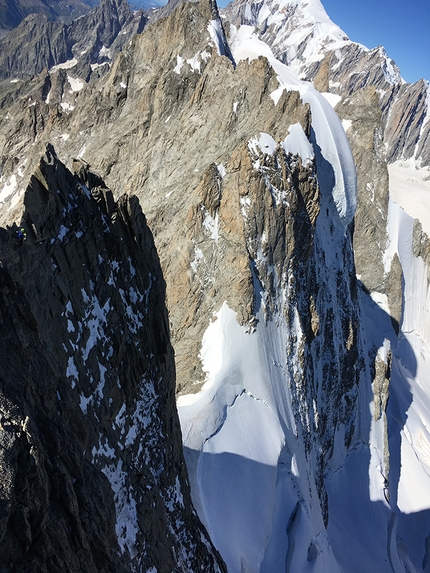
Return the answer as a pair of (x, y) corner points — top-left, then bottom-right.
(372, 349), (391, 496)
(382, 79), (430, 166)
(412, 218), (430, 282)
(0, 144), (225, 572)
(385, 253), (403, 334)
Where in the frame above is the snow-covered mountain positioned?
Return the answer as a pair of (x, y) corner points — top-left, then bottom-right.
(0, 0), (430, 571)
(223, 0), (430, 168)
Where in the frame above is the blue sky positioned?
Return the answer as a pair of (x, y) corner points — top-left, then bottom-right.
(321, 0), (430, 84)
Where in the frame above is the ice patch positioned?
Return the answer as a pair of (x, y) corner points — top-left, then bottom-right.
(187, 53), (201, 73)
(101, 459), (139, 557)
(217, 163), (226, 178)
(191, 247), (204, 273)
(0, 174), (17, 203)
(67, 75), (84, 92)
(248, 132), (277, 157)
(79, 392), (92, 414)
(80, 294), (111, 362)
(207, 19), (228, 57)
(66, 356), (78, 389)
(174, 55), (184, 74)
(60, 102), (75, 111)
(202, 208), (219, 242)
(342, 119), (352, 133)
(58, 225), (69, 241)
(321, 92), (342, 108)
(282, 122), (314, 166)
(99, 45), (111, 59)
(50, 58), (78, 73)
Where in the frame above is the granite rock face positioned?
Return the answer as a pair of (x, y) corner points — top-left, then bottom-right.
(382, 79), (430, 167)
(335, 87), (389, 293)
(0, 145), (225, 572)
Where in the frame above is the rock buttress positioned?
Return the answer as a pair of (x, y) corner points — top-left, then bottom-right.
(0, 144), (226, 573)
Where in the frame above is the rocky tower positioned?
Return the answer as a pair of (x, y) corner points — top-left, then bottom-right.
(222, 0), (428, 312)
(0, 145), (225, 572)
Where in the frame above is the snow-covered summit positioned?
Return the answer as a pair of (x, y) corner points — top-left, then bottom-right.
(224, 0), (349, 76)
(223, 0), (403, 86)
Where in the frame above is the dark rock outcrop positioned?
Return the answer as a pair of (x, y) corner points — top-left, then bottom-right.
(0, 144), (225, 572)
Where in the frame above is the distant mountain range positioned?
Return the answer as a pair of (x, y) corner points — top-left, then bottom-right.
(0, 0), (165, 31)
(0, 0), (94, 30)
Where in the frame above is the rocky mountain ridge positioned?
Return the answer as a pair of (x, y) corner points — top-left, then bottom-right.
(0, 144), (225, 572)
(0, 0), (94, 32)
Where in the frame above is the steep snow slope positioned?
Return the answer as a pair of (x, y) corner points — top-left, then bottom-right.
(388, 162), (430, 233)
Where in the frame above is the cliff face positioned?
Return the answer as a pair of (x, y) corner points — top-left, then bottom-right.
(0, 0), (365, 568)
(0, 145), (225, 572)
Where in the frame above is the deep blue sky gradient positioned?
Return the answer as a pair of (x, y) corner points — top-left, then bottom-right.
(217, 0), (429, 84)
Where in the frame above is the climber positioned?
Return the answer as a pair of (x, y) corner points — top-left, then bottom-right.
(383, 475), (390, 504)
(15, 227), (26, 245)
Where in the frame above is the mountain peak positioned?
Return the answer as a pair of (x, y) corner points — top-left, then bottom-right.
(223, 0), (349, 75)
